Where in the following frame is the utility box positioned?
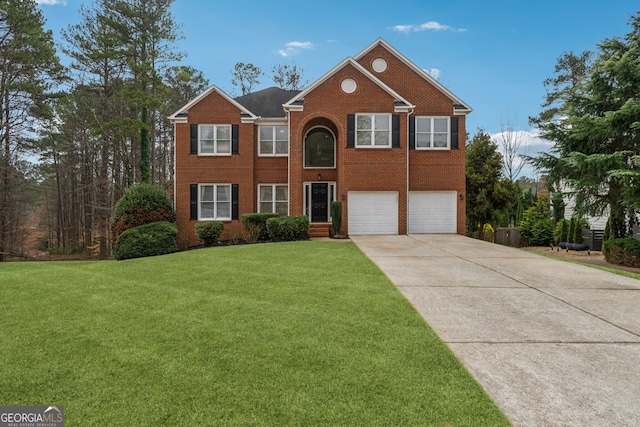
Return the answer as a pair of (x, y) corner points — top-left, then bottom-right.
(582, 229), (604, 251)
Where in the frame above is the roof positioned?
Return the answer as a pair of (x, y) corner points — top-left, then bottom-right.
(234, 87), (301, 118)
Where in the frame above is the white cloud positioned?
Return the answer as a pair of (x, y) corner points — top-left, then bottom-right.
(391, 25), (414, 34)
(277, 41), (313, 57)
(490, 128), (554, 178)
(36, 0), (67, 5)
(416, 21), (451, 31)
(391, 21), (466, 34)
(425, 68), (441, 80)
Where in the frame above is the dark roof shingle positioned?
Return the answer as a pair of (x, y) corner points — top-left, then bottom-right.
(234, 87), (301, 118)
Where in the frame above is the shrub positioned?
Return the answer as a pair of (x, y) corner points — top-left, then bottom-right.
(573, 218), (584, 244)
(568, 217), (576, 243)
(530, 219), (554, 246)
(554, 219), (570, 244)
(603, 237), (640, 267)
(113, 222), (178, 260)
(331, 201), (342, 235)
(266, 215), (310, 242)
(481, 223), (495, 242)
(195, 221), (224, 246)
(241, 213), (279, 242)
(111, 184), (175, 245)
(519, 196), (551, 242)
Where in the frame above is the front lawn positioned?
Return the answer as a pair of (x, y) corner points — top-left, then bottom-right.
(0, 241), (509, 426)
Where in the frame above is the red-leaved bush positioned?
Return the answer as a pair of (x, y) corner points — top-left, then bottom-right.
(110, 184), (176, 245)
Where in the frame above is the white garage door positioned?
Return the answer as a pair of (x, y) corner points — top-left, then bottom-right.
(348, 191), (398, 235)
(408, 191), (457, 233)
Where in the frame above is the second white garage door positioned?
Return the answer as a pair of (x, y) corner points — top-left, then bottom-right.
(408, 191), (457, 233)
(348, 191), (398, 235)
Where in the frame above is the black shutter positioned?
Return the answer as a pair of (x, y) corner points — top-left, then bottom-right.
(190, 124), (198, 154)
(346, 114), (355, 148)
(232, 124), (239, 154)
(392, 114), (400, 148)
(451, 117), (459, 150)
(232, 184), (239, 220)
(409, 116), (416, 150)
(190, 184), (198, 220)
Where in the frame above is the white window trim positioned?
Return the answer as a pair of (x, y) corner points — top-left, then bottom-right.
(415, 116), (450, 150)
(303, 126), (336, 169)
(355, 113), (392, 148)
(258, 184), (289, 215)
(258, 126), (289, 157)
(198, 183), (232, 220)
(198, 124), (232, 156)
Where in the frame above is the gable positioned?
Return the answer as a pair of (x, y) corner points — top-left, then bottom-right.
(354, 39), (471, 115)
(283, 57), (413, 113)
(168, 85), (257, 123)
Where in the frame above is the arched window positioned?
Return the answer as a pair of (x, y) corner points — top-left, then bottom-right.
(304, 128), (335, 168)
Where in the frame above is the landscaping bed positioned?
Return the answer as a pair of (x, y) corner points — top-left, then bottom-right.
(522, 246), (640, 275)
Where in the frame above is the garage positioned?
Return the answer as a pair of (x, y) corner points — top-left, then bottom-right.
(408, 191), (457, 233)
(348, 191), (398, 235)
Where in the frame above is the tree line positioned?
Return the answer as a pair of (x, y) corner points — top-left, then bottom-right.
(0, 0), (306, 261)
(467, 11), (640, 243)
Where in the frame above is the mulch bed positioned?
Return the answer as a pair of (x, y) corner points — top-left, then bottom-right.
(522, 245), (640, 275)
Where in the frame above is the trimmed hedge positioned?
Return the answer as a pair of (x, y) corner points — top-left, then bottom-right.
(195, 221), (224, 246)
(266, 215), (310, 242)
(241, 213), (279, 242)
(113, 222), (178, 260)
(111, 184), (176, 245)
(603, 237), (640, 267)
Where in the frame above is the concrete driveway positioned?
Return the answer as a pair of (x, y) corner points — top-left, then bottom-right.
(350, 234), (640, 427)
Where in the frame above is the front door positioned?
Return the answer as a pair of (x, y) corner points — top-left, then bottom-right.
(311, 183), (329, 222)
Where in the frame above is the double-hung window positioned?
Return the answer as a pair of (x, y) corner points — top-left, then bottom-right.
(259, 126), (288, 156)
(356, 114), (391, 147)
(199, 124), (231, 155)
(415, 117), (450, 149)
(258, 184), (288, 216)
(199, 184), (231, 220)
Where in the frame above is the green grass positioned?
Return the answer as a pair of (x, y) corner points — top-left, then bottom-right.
(0, 241), (509, 426)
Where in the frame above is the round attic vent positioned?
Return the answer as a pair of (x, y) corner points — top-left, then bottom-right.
(341, 78), (357, 94)
(372, 57), (388, 73)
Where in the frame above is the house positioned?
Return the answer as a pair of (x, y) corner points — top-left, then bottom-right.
(169, 38), (471, 245)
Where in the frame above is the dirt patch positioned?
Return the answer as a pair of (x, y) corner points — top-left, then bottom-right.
(522, 245), (640, 275)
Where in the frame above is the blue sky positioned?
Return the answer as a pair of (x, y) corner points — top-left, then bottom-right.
(37, 0), (638, 177)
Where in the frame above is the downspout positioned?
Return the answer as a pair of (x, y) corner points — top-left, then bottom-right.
(285, 108), (291, 216)
(173, 120), (177, 212)
(406, 107), (414, 235)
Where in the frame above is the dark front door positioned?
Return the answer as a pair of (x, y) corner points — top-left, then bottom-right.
(311, 183), (329, 222)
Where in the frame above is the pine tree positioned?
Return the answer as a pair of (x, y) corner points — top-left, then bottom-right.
(0, 0), (64, 260)
(529, 12), (640, 238)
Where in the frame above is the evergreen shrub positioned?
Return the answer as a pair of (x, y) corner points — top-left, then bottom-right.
(331, 201), (342, 235)
(241, 213), (279, 242)
(195, 221), (224, 246)
(530, 219), (554, 246)
(113, 222), (178, 260)
(266, 215), (310, 241)
(111, 184), (175, 245)
(603, 237), (640, 267)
